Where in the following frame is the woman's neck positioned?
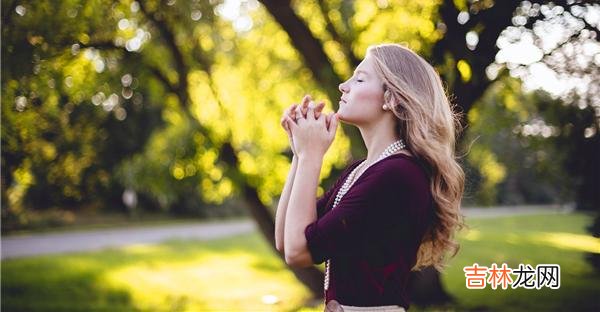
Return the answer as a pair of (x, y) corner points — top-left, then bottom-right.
(358, 121), (402, 164)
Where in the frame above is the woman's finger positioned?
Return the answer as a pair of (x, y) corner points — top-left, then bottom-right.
(294, 105), (305, 123)
(327, 113), (339, 138)
(287, 104), (298, 121)
(307, 101), (316, 120)
(301, 95), (311, 118)
(301, 94), (311, 107)
(282, 118), (290, 132)
(289, 104), (298, 121)
(284, 115), (298, 131)
(282, 105), (296, 128)
(284, 104), (296, 115)
(325, 111), (332, 129)
(315, 102), (325, 119)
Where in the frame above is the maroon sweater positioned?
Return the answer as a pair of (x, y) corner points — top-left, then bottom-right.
(304, 153), (433, 309)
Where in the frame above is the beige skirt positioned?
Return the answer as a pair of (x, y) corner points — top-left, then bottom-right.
(341, 305), (406, 311)
(326, 300), (406, 312)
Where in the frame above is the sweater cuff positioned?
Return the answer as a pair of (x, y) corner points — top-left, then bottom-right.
(304, 221), (327, 264)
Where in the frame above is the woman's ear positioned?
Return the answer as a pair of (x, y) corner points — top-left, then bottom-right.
(383, 88), (395, 109)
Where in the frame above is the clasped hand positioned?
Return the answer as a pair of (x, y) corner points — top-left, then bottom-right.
(280, 95), (339, 159)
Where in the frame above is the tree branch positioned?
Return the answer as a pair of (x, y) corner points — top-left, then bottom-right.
(316, 0), (360, 67)
(258, 0), (342, 104)
(79, 40), (179, 95)
(137, 0), (189, 106)
(433, 0), (521, 121)
(2, 0), (19, 27)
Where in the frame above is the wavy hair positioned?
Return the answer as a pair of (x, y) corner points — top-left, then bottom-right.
(367, 43), (467, 272)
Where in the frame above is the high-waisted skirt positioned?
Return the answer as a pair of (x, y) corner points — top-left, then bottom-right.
(325, 300), (406, 312)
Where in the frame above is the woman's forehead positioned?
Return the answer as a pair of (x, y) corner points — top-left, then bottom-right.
(355, 56), (376, 74)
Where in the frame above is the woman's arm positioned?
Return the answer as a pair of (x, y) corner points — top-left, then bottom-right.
(275, 155), (298, 253)
(283, 155), (322, 267)
(275, 97), (325, 254)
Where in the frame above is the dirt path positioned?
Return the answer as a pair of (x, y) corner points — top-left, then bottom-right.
(1, 205), (572, 260)
(1, 220), (255, 260)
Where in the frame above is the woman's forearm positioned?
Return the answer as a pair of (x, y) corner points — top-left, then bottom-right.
(275, 155), (299, 253)
(283, 155), (322, 267)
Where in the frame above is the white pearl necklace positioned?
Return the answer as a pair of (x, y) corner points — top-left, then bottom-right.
(323, 139), (406, 292)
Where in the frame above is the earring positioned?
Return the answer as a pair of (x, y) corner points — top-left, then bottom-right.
(382, 104), (389, 110)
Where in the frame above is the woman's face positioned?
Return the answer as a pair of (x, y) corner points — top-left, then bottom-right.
(337, 54), (385, 126)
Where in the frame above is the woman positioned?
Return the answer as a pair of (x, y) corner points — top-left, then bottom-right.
(275, 43), (466, 311)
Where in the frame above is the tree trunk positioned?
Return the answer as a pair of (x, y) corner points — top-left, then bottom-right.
(258, 0), (366, 160)
(242, 182), (325, 296)
(432, 0), (521, 129)
(219, 143), (325, 297)
(137, 1), (328, 296)
(408, 266), (454, 307)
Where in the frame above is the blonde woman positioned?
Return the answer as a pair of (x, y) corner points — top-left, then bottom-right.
(275, 43), (465, 311)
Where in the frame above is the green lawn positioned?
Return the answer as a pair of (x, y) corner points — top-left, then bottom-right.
(2, 213), (599, 311)
(418, 213), (600, 312)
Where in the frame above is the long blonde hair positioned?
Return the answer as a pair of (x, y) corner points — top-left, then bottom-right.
(368, 43), (466, 272)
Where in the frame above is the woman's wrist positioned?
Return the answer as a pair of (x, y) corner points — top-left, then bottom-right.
(297, 153), (324, 167)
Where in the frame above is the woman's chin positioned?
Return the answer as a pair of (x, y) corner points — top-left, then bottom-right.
(337, 107), (363, 125)
(337, 110), (367, 126)
(337, 106), (350, 118)
(336, 111), (354, 124)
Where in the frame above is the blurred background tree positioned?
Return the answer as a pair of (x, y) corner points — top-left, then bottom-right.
(2, 0), (598, 305)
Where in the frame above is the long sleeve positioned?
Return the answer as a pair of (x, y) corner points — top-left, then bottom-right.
(315, 160), (363, 218)
(304, 156), (432, 265)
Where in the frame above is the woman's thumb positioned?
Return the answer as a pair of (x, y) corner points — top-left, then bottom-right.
(327, 113), (339, 136)
(284, 115), (298, 131)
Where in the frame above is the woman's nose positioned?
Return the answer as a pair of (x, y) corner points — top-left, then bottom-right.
(338, 81), (348, 93)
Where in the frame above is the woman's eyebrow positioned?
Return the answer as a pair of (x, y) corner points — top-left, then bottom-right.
(354, 69), (368, 76)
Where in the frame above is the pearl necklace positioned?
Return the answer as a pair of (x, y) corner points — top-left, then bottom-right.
(324, 139), (406, 292)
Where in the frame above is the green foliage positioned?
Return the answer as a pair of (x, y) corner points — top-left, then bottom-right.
(2, 0), (355, 223)
(1, 0), (164, 229)
(462, 72), (600, 207)
(463, 77), (578, 206)
(3, 0), (596, 230)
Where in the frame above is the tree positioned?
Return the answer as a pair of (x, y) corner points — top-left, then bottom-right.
(1, 0), (165, 230)
(2, 0), (334, 295)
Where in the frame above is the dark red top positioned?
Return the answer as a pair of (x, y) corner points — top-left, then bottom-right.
(304, 153), (433, 309)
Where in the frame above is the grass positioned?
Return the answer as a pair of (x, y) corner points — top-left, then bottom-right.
(2, 212), (599, 311)
(413, 212), (600, 312)
(2, 233), (311, 311)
